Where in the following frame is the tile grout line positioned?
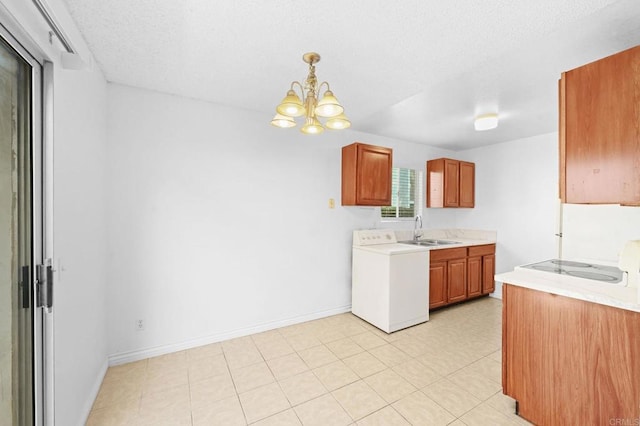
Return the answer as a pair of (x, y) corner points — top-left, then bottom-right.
(90, 298), (514, 426)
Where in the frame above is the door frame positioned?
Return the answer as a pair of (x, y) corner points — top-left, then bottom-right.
(0, 10), (55, 426)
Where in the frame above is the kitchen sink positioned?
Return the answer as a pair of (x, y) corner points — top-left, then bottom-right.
(400, 239), (459, 246)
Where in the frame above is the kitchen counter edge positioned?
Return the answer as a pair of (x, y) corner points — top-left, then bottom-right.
(420, 239), (496, 251)
(495, 269), (640, 313)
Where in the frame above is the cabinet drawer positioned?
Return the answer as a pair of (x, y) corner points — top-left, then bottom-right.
(468, 244), (495, 257)
(430, 247), (467, 262)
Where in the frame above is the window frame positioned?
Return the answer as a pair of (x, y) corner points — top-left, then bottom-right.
(380, 167), (423, 222)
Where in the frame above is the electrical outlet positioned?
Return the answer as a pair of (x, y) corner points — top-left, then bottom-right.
(136, 319), (145, 331)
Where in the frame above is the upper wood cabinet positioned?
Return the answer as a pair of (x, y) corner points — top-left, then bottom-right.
(342, 142), (393, 206)
(560, 45), (640, 205)
(459, 161), (475, 207)
(426, 158), (475, 208)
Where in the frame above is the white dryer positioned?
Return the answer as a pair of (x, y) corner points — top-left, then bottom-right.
(352, 229), (429, 333)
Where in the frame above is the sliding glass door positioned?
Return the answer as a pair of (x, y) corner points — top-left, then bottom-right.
(0, 26), (47, 425)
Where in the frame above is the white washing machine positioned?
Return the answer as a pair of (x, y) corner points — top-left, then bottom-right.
(352, 229), (429, 333)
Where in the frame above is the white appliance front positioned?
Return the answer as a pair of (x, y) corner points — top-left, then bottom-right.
(352, 230), (429, 333)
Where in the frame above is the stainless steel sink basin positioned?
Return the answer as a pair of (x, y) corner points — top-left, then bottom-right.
(400, 240), (438, 246)
(400, 239), (458, 246)
(422, 239), (458, 245)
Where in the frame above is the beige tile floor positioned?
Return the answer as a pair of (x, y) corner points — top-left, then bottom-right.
(87, 297), (532, 425)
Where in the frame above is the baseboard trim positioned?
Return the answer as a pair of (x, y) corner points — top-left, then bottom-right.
(81, 358), (109, 424)
(108, 304), (352, 366)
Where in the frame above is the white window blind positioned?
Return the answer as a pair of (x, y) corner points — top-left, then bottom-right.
(381, 167), (421, 219)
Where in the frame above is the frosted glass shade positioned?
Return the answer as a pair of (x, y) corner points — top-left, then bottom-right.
(325, 113), (351, 130)
(315, 90), (344, 118)
(270, 113), (296, 128)
(276, 90), (305, 117)
(301, 117), (324, 134)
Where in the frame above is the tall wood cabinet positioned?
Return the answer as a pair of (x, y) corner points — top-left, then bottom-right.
(560, 45), (640, 205)
(342, 142), (393, 206)
(426, 158), (475, 208)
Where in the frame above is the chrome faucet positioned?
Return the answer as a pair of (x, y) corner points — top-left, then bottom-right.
(413, 215), (423, 241)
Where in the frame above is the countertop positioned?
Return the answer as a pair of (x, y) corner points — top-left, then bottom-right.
(393, 228), (497, 251)
(495, 268), (640, 313)
(422, 238), (496, 250)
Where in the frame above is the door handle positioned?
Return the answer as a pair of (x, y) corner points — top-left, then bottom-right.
(37, 261), (53, 309)
(21, 265), (30, 309)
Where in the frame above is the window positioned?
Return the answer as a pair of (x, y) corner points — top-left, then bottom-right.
(381, 167), (422, 219)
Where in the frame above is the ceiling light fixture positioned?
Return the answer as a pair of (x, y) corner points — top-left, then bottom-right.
(474, 113), (499, 131)
(271, 52), (350, 134)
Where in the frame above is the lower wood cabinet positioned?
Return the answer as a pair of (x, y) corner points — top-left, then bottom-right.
(429, 244), (495, 310)
(447, 258), (467, 303)
(467, 256), (483, 298)
(503, 284), (640, 424)
(482, 253), (495, 294)
(469, 244), (495, 295)
(428, 261), (447, 309)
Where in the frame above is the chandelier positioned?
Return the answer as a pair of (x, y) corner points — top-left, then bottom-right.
(271, 52), (350, 134)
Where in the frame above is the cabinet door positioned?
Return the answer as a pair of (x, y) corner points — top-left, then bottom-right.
(482, 254), (495, 294)
(443, 159), (459, 207)
(429, 261), (447, 309)
(448, 258), (467, 303)
(459, 161), (475, 208)
(467, 256), (482, 298)
(426, 159), (444, 208)
(503, 284), (640, 424)
(561, 46), (640, 205)
(356, 144), (392, 205)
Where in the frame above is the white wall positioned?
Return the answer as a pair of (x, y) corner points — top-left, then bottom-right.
(52, 63), (108, 426)
(457, 133), (560, 297)
(562, 204), (640, 262)
(106, 83), (456, 361)
(0, 1), (109, 425)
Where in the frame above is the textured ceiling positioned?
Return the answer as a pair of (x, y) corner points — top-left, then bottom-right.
(61, 0), (640, 150)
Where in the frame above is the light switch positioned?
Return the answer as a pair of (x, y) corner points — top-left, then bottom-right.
(329, 198), (335, 209)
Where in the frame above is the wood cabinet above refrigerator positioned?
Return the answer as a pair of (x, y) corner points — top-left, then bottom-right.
(341, 142), (393, 206)
(560, 45), (640, 205)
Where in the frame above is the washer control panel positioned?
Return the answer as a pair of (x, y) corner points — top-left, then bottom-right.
(353, 229), (398, 246)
